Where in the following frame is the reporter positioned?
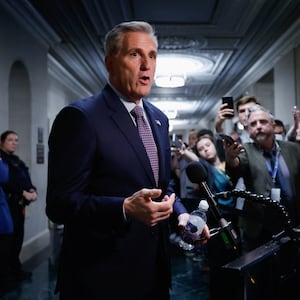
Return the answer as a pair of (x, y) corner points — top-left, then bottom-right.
(215, 95), (260, 143)
(224, 105), (300, 251)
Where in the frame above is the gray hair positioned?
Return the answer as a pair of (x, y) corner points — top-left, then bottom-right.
(246, 104), (275, 125)
(104, 21), (158, 56)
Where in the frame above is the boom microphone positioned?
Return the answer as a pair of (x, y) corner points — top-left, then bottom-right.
(186, 159), (207, 182)
(186, 161), (239, 251)
(186, 161), (219, 213)
(186, 161), (218, 205)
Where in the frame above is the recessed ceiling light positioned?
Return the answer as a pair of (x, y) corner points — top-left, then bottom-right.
(155, 54), (214, 88)
(155, 75), (185, 88)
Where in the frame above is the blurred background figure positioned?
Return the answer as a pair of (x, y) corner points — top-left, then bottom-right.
(0, 130), (37, 287)
(170, 130), (204, 245)
(273, 119), (287, 140)
(286, 106), (300, 142)
(215, 95), (260, 144)
(195, 134), (237, 227)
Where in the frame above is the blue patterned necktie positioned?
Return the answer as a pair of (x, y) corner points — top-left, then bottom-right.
(131, 106), (159, 184)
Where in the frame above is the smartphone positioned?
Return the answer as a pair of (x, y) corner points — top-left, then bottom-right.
(222, 96), (234, 118)
(219, 133), (235, 146)
(170, 135), (182, 151)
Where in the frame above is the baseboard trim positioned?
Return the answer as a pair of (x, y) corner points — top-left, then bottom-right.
(20, 229), (50, 263)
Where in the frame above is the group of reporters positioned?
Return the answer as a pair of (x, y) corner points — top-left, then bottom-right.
(1, 20), (300, 300)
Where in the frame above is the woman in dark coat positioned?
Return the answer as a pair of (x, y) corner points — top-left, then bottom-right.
(0, 130), (37, 283)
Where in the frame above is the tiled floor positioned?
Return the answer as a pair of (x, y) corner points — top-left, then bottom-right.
(3, 231), (300, 300)
(170, 247), (210, 300)
(0, 232), (210, 300)
(0, 247), (59, 300)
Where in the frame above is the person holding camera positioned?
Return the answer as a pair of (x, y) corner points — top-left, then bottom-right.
(224, 104), (300, 251)
(215, 95), (260, 144)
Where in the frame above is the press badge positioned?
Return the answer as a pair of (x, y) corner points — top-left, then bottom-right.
(271, 188), (281, 202)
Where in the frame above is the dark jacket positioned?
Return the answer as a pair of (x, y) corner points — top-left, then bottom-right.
(0, 149), (36, 207)
(46, 84), (187, 298)
(226, 140), (300, 245)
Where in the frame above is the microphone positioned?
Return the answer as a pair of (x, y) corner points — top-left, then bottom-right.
(186, 161), (219, 210)
(186, 161), (239, 251)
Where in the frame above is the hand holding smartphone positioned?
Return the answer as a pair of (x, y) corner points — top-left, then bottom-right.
(221, 96), (234, 118)
(219, 133), (235, 146)
(170, 135), (182, 151)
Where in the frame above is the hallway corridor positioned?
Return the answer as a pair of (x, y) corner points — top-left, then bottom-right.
(0, 236), (210, 300)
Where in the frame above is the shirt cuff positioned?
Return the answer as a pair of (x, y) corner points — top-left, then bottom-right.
(122, 202), (128, 222)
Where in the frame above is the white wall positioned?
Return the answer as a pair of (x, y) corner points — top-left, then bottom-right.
(0, 9), (87, 266)
(0, 8), (50, 261)
(274, 50), (296, 128)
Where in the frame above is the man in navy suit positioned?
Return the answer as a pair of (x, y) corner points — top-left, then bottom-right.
(46, 21), (209, 300)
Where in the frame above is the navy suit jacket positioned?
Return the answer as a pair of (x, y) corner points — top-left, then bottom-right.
(46, 85), (186, 298)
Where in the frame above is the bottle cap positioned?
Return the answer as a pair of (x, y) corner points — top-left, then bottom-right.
(198, 199), (209, 210)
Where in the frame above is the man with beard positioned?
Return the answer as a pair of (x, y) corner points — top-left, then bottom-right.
(224, 104), (300, 251)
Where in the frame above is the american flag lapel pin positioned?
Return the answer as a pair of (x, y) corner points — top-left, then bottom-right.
(155, 120), (161, 126)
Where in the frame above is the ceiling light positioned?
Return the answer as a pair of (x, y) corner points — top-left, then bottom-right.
(155, 75), (185, 88)
(149, 98), (199, 117)
(154, 54), (214, 88)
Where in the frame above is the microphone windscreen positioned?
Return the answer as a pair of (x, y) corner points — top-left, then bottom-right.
(186, 161), (208, 183)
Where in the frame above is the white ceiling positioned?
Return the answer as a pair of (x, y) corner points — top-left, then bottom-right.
(3, 0), (300, 131)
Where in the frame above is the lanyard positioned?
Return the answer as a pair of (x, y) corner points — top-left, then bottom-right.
(265, 148), (280, 183)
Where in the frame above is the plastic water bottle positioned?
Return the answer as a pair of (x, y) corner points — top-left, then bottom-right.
(179, 200), (209, 251)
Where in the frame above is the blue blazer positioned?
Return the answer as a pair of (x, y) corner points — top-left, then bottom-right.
(0, 158), (12, 234)
(46, 85), (186, 298)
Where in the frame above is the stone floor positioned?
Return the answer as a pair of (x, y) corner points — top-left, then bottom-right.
(0, 233), (211, 300)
